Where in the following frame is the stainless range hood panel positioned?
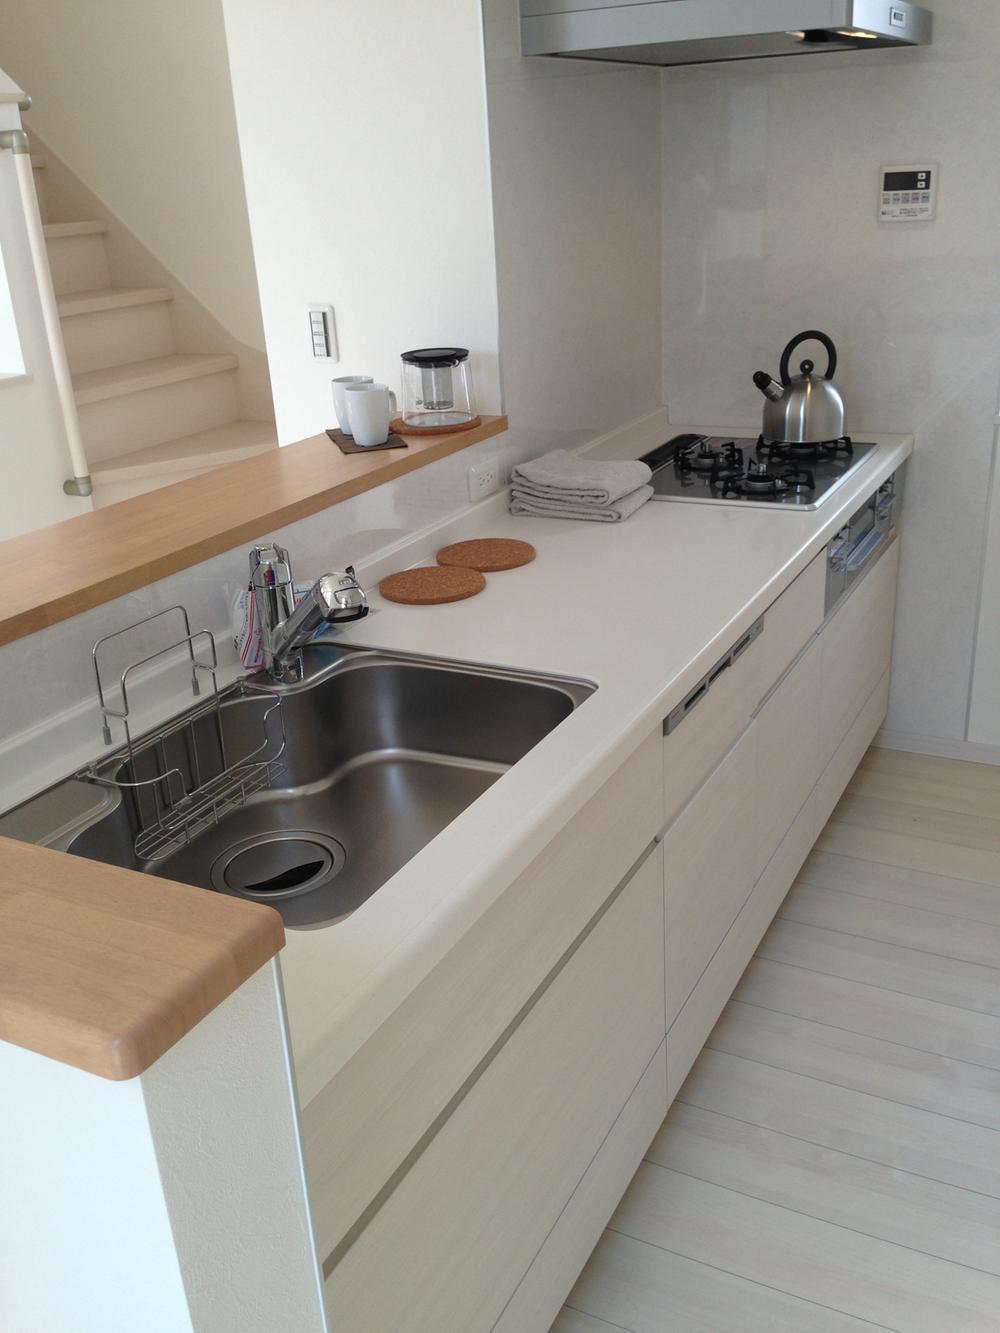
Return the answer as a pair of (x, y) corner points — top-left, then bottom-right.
(520, 0), (932, 67)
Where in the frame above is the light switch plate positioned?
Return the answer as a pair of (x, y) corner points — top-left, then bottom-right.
(308, 304), (339, 361)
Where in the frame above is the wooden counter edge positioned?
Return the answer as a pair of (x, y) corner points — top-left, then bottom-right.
(0, 836), (285, 1081)
(0, 415), (508, 648)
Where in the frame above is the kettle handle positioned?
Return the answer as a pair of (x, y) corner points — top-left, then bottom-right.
(779, 330), (837, 384)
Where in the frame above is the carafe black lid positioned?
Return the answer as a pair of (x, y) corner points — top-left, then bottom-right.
(401, 347), (469, 368)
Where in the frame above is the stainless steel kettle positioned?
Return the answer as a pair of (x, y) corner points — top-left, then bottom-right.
(753, 330), (846, 445)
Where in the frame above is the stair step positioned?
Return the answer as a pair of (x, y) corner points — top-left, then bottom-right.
(57, 286), (172, 318)
(43, 221), (108, 239)
(73, 353), (238, 406)
(91, 421), (278, 483)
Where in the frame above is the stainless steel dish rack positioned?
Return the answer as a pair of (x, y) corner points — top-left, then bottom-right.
(84, 606), (286, 863)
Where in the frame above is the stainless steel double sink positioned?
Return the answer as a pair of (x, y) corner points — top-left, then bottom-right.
(8, 645), (594, 928)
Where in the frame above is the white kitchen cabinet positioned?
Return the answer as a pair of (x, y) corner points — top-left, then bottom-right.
(662, 551), (824, 828)
(324, 843), (666, 1333)
(494, 1041), (668, 1333)
(662, 625), (767, 828)
(754, 636), (822, 880)
(667, 791), (818, 1101)
(308, 515), (901, 1333)
(663, 723), (758, 1030)
(815, 667), (891, 831)
(756, 550), (825, 688)
(303, 728), (664, 1263)
(663, 542), (896, 1102)
(819, 538), (899, 768)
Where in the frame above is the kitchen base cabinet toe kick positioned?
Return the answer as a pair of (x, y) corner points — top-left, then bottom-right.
(314, 524), (900, 1333)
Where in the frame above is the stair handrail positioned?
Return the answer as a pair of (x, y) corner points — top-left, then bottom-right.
(0, 123), (92, 497)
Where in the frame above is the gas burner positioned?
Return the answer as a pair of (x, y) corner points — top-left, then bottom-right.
(641, 434), (877, 510)
(720, 461), (816, 500)
(677, 439), (744, 474)
(756, 435), (854, 465)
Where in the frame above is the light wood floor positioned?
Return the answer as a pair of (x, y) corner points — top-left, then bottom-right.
(555, 747), (1000, 1333)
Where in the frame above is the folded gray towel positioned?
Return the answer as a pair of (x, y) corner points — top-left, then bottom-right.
(510, 483), (654, 524)
(511, 449), (652, 506)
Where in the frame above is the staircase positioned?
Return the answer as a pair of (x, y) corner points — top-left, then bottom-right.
(33, 155), (277, 508)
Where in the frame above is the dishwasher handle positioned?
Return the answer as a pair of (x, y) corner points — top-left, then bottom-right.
(844, 527), (886, 573)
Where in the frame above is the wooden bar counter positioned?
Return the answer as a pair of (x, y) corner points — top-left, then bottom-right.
(0, 837), (284, 1079)
(0, 415), (507, 647)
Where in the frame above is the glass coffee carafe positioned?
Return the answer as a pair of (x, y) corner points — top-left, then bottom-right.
(399, 347), (478, 430)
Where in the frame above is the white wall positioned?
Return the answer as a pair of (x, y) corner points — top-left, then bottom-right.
(658, 0), (1000, 749)
(968, 420), (1000, 745)
(0, 0), (265, 350)
(223, 0), (503, 446)
(484, 0), (663, 435)
(0, 1042), (194, 1332)
(0, 95), (92, 537)
(0, 963), (326, 1333)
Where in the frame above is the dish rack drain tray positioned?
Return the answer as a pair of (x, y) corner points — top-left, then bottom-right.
(83, 605), (286, 863)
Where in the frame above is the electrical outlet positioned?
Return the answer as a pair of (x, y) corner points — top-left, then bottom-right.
(468, 456), (503, 501)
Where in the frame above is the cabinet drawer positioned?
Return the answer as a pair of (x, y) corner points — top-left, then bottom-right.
(757, 551), (825, 691)
(663, 629), (766, 828)
(302, 729), (663, 1264)
(820, 539), (899, 768)
(815, 667), (890, 832)
(667, 792), (817, 1102)
(664, 724), (757, 1029)
(494, 1042), (667, 1333)
(662, 553), (824, 829)
(754, 637), (821, 880)
(324, 844), (666, 1333)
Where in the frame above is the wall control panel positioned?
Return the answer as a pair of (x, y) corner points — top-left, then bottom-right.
(879, 164), (937, 222)
(308, 303), (339, 360)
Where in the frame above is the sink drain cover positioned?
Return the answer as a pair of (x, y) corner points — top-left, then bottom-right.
(211, 831), (345, 900)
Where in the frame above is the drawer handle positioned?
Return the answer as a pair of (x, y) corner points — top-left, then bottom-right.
(845, 528), (885, 573)
(683, 680), (708, 714)
(663, 616), (764, 736)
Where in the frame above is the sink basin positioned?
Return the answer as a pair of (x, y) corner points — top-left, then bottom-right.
(43, 646), (594, 928)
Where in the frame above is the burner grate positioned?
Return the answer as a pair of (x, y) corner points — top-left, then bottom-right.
(757, 435), (854, 465)
(720, 460), (816, 500)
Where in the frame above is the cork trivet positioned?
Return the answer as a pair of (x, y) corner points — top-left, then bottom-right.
(436, 538), (536, 573)
(379, 565), (487, 605)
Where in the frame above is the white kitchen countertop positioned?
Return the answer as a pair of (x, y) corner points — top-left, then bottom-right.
(280, 428), (913, 1106)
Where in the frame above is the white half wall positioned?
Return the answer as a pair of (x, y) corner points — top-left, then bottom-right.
(222, 0), (503, 445)
(484, 0), (663, 435)
(0, 1043), (194, 1332)
(658, 0), (1000, 748)
(0, 0), (266, 351)
(0, 962), (326, 1333)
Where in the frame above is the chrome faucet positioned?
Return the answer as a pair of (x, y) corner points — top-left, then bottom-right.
(249, 544), (368, 683)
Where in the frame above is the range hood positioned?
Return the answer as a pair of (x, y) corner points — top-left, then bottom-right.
(520, 0), (932, 67)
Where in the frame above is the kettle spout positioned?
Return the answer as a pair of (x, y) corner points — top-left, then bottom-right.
(753, 371), (784, 403)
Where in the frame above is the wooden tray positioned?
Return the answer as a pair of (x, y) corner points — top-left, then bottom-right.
(389, 415), (483, 437)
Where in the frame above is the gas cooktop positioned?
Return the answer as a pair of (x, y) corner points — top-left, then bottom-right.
(641, 433), (877, 511)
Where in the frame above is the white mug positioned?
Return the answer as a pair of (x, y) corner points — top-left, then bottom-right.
(332, 375), (373, 436)
(344, 383), (398, 447)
